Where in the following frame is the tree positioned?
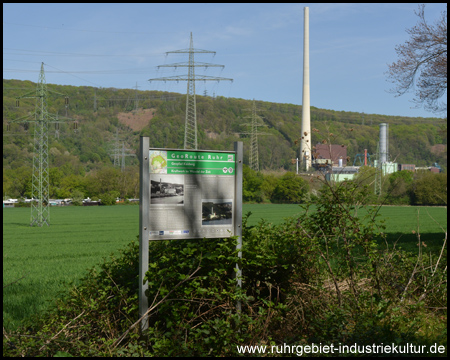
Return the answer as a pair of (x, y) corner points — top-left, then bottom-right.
(85, 167), (120, 197)
(49, 167), (64, 198)
(386, 4), (447, 114)
(242, 165), (264, 203)
(59, 174), (87, 199)
(3, 166), (32, 199)
(99, 190), (120, 205)
(271, 172), (309, 204)
(412, 172), (447, 205)
(260, 174), (278, 202)
(386, 170), (414, 204)
(71, 189), (85, 206)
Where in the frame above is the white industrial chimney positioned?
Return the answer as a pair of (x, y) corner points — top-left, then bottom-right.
(300, 6), (311, 171)
(379, 123), (388, 164)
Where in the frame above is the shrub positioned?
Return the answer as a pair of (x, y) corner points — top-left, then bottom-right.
(386, 170), (414, 204)
(412, 172), (447, 205)
(71, 189), (84, 206)
(242, 165), (264, 202)
(140, 215), (319, 356)
(260, 173), (278, 202)
(99, 190), (120, 206)
(271, 172), (309, 203)
(14, 201), (31, 208)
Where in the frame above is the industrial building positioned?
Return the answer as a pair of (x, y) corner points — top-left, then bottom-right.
(313, 144), (348, 167)
(306, 122), (441, 184)
(325, 166), (360, 182)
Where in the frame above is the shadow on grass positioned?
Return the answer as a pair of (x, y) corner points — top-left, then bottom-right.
(3, 281), (54, 331)
(8, 222), (33, 228)
(384, 232), (446, 255)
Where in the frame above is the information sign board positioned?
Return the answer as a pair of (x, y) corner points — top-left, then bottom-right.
(147, 148), (236, 240)
(139, 138), (243, 330)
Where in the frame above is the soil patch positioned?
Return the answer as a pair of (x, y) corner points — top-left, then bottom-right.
(430, 144), (446, 155)
(117, 108), (155, 131)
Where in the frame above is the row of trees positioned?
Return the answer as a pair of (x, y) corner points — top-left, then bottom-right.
(352, 166), (447, 205)
(243, 165), (447, 206)
(3, 165), (139, 206)
(3, 162), (445, 206)
(243, 166), (310, 203)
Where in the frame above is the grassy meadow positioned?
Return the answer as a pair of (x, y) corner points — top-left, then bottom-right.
(3, 204), (447, 330)
(3, 205), (140, 330)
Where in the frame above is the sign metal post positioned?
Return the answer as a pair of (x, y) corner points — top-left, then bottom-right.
(234, 141), (243, 312)
(139, 136), (150, 331)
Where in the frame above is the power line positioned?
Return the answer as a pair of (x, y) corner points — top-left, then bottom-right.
(3, 22), (178, 36)
(4, 67), (159, 75)
(3, 21), (176, 35)
(38, 63), (102, 88)
(3, 47), (163, 58)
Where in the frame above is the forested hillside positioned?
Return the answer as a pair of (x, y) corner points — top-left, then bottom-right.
(3, 79), (447, 199)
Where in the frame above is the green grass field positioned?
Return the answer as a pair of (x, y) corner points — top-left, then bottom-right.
(3, 206), (141, 330)
(3, 204), (447, 330)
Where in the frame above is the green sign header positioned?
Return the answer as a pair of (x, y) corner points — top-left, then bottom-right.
(149, 149), (236, 175)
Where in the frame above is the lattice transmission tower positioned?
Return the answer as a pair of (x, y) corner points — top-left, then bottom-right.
(13, 62), (72, 226)
(110, 130), (135, 171)
(148, 32), (233, 149)
(239, 100), (270, 172)
(134, 82), (140, 112)
(111, 129), (121, 167)
(121, 142), (136, 171)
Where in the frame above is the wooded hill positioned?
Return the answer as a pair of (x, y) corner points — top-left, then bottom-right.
(3, 79), (447, 175)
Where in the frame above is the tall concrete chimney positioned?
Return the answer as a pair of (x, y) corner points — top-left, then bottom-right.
(379, 123), (388, 164)
(300, 6), (311, 171)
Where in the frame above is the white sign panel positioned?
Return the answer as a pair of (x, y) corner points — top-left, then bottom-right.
(147, 148), (236, 240)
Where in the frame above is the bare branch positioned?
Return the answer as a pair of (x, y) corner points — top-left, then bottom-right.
(386, 4), (447, 114)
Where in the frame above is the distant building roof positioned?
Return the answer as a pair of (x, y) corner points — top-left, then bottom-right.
(314, 144), (348, 166)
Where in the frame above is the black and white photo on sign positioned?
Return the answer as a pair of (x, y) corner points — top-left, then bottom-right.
(201, 199), (233, 225)
(150, 174), (184, 205)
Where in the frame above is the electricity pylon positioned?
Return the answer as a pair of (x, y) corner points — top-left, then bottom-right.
(148, 32), (233, 149)
(110, 130), (135, 171)
(112, 129), (121, 167)
(134, 82), (140, 112)
(121, 142), (136, 171)
(239, 100), (270, 172)
(14, 62), (71, 226)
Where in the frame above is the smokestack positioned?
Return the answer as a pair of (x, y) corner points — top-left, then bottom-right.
(379, 123), (388, 164)
(300, 6), (311, 171)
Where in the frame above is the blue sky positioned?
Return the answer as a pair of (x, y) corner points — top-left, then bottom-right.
(3, 3), (447, 118)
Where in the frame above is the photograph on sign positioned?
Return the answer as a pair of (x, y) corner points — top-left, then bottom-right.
(202, 200), (232, 226)
(150, 174), (184, 205)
